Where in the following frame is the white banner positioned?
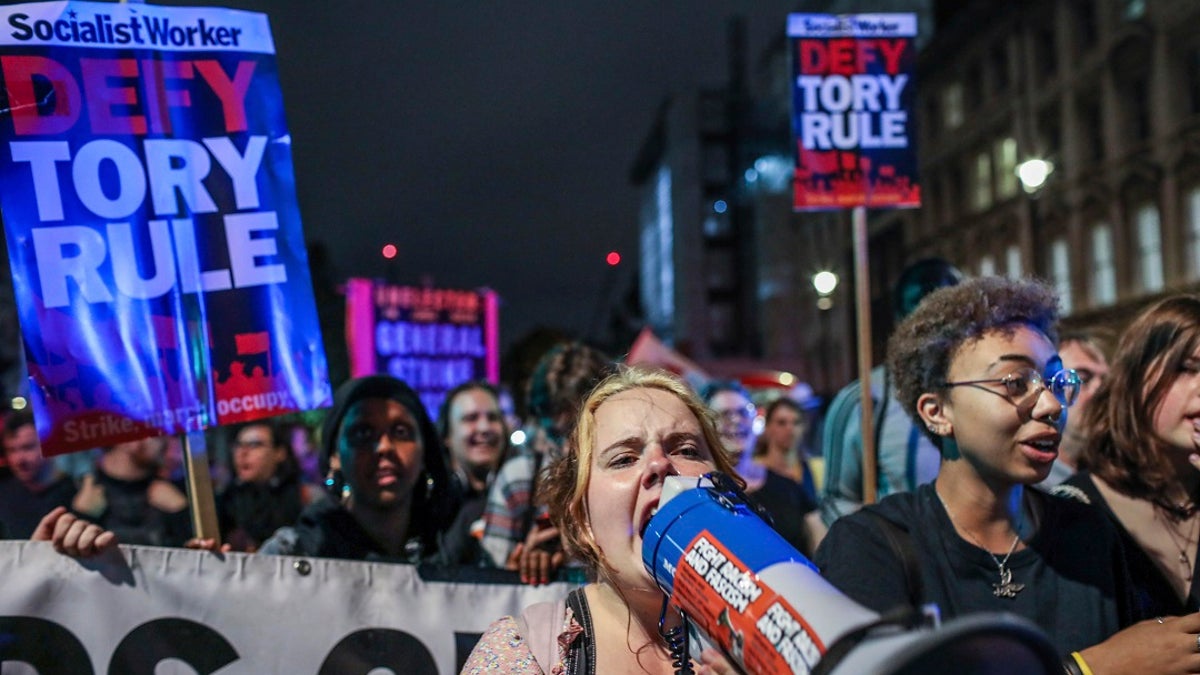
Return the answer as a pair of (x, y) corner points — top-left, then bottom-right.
(0, 541), (575, 674)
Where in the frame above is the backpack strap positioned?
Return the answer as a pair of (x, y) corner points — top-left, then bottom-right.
(873, 370), (890, 457)
(515, 595), (569, 674)
(860, 509), (923, 609)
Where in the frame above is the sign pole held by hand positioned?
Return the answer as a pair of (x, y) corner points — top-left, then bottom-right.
(183, 431), (221, 543)
(853, 206), (878, 504)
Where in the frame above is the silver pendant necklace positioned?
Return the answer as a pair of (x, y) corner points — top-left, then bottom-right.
(938, 490), (1025, 599)
(984, 536), (1025, 598)
(1157, 506), (1198, 585)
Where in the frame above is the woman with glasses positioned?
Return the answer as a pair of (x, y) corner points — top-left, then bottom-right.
(815, 277), (1196, 674)
(1062, 296), (1200, 623)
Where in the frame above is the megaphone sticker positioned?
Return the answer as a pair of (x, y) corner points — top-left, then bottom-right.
(673, 531), (824, 674)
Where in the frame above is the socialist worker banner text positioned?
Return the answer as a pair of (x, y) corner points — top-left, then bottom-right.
(0, 2), (331, 454)
(789, 13), (920, 210)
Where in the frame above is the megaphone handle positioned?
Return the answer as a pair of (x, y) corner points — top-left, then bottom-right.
(658, 595), (696, 675)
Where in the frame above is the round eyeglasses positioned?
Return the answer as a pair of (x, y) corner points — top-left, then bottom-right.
(942, 366), (1081, 408)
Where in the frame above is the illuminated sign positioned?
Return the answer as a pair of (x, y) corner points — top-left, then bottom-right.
(345, 279), (499, 416)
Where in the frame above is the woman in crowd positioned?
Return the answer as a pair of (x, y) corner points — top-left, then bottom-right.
(1062, 296), (1200, 618)
(701, 380), (825, 557)
(257, 375), (457, 562)
(753, 397), (817, 501)
(815, 276), (1200, 674)
(463, 367), (736, 674)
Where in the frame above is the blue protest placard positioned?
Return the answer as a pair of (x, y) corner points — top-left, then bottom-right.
(0, 1), (330, 454)
(788, 13), (920, 210)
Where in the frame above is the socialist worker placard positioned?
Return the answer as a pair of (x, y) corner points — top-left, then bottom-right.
(788, 13), (920, 210)
(0, 1), (331, 454)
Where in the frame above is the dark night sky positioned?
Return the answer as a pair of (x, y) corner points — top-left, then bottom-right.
(191, 2), (799, 350)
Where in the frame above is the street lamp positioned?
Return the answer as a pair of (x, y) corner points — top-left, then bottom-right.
(813, 270), (838, 310)
(811, 269), (840, 393)
(1016, 158), (1054, 193)
(1015, 158), (1054, 282)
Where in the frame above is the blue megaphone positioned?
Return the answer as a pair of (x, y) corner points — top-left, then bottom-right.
(641, 473), (1062, 675)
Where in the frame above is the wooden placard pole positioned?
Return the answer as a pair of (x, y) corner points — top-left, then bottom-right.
(853, 206), (878, 505)
(183, 430), (221, 543)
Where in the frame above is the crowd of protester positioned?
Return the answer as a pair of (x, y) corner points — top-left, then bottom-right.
(12, 268), (1200, 673)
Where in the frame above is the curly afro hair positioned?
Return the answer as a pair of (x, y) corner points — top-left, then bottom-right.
(886, 276), (1060, 453)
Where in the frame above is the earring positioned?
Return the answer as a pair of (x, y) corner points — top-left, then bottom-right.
(926, 423), (938, 434)
(324, 468), (350, 502)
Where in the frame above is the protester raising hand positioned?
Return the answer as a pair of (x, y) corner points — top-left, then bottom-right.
(505, 517), (564, 585)
(32, 506), (118, 558)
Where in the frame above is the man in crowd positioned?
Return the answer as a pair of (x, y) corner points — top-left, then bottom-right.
(73, 436), (191, 547)
(0, 409), (76, 538)
(820, 258), (963, 525)
(1039, 331), (1110, 487)
(437, 381), (507, 565)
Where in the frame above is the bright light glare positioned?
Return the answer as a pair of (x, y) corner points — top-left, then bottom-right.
(714, 200), (728, 214)
(510, 429), (527, 446)
(382, 243), (398, 259)
(10, 396), (26, 410)
(812, 270), (839, 295)
(1016, 159), (1053, 192)
(606, 251), (621, 266)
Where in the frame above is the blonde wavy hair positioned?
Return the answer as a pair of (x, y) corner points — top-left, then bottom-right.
(539, 366), (741, 578)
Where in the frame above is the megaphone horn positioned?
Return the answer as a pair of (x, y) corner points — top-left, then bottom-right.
(641, 474), (1062, 675)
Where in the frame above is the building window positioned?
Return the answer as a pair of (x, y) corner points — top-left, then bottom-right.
(1035, 26), (1058, 82)
(1188, 187), (1200, 279)
(1075, 1), (1097, 53)
(1135, 203), (1163, 292)
(1038, 106), (1062, 160)
(979, 254), (996, 277)
(704, 211), (732, 238)
(971, 151), (992, 211)
(1005, 244), (1023, 278)
(964, 65), (983, 112)
(1188, 47), (1200, 115)
(990, 43), (1009, 93)
(1091, 223), (1117, 305)
(705, 248), (734, 291)
(1077, 97), (1104, 164)
(943, 83), (964, 130)
(640, 166), (675, 331)
(708, 302), (734, 346)
(946, 169), (965, 218)
(994, 137), (1019, 199)
(1127, 79), (1152, 141)
(1050, 237), (1072, 314)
